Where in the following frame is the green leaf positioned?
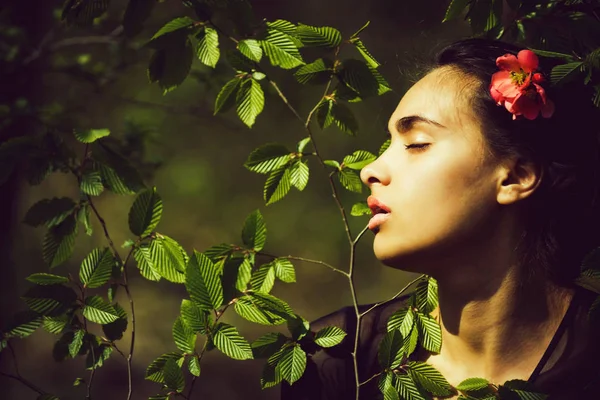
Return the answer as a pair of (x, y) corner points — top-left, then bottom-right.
(244, 143), (291, 174)
(456, 377), (490, 392)
(261, 348), (285, 388)
(387, 307), (415, 337)
(163, 358), (185, 393)
(86, 339), (113, 370)
(181, 299), (210, 334)
(338, 169), (363, 193)
(343, 150), (376, 170)
(324, 160), (340, 169)
(351, 201), (371, 216)
(296, 24), (341, 47)
(274, 258), (296, 283)
(24, 197), (76, 228)
(338, 59), (379, 98)
(512, 390), (548, 400)
(80, 171), (104, 196)
(408, 361), (454, 397)
(264, 165), (292, 205)
(204, 243), (234, 262)
(173, 316), (196, 353)
(133, 244), (162, 281)
(242, 209), (267, 252)
(530, 49), (576, 62)
(196, 26), (220, 67)
(238, 39), (263, 62)
(128, 187), (162, 237)
(550, 62), (585, 85)
(145, 352), (184, 383)
(443, 0), (470, 22)
(416, 313), (442, 353)
(150, 235), (187, 283)
(214, 77), (242, 115)
(403, 324), (419, 358)
(148, 36), (194, 94)
(350, 20), (371, 39)
(22, 284), (76, 316)
(149, 17), (195, 43)
(74, 128), (110, 144)
(297, 137), (311, 153)
(314, 326), (347, 348)
(77, 204), (93, 236)
(82, 296), (119, 324)
(42, 315), (69, 335)
(384, 385), (400, 400)
(294, 58), (333, 84)
(289, 160), (309, 191)
(415, 277), (438, 314)
(378, 329), (404, 369)
(236, 78), (265, 128)
(102, 303), (128, 341)
(394, 374), (426, 400)
(251, 332), (288, 358)
(80, 248), (114, 288)
(316, 99), (358, 135)
(188, 356), (201, 377)
(267, 19), (299, 37)
(227, 49), (255, 72)
(379, 139), (391, 155)
(212, 322), (253, 360)
(3, 311), (42, 338)
(26, 273), (69, 285)
(42, 215), (77, 269)
(251, 263), (276, 293)
(185, 251), (223, 310)
(73, 377), (84, 386)
(349, 38), (380, 68)
(260, 30), (304, 69)
(234, 295), (287, 325)
(278, 344), (307, 384)
(92, 142), (145, 194)
(62, 0), (109, 26)
(68, 330), (85, 358)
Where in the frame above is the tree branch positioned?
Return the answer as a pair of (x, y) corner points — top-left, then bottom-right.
(0, 342), (46, 395)
(359, 275), (425, 318)
(257, 252), (348, 276)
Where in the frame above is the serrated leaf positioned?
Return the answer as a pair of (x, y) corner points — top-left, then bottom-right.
(68, 330), (85, 358)
(296, 24), (341, 48)
(550, 62), (584, 85)
(261, 348), (285, 388)
(145, 352), (184, 383)
(530, 49), (576, 61)
(74, 129), (110, 144)
(242, 209), (267, 252)
(351, 202), (371, 216)
(148, 36), (194, 94)
(415, 277), (438, 314)
(394, 374), (426, 400)
(204, 243), (234, 262)
(236, 78), (265, 128)
(324, 160), (340, 169)
(26, 273), (69, 285)
(251, 332), (288, 359)
(150, 236), (187, 283)
(343, 150), (376, 170)
(185, 251), (223, 310)
(274, 258), (295, 283)
(338, 169), (363, 193)
(86, 340), (113, 370)
(379, 138), (391, 155)
(378, 329), (404, 369)
(133, 244), (161, 281)
(387, 308), (415, 337)
(212, 322), (253, 360)
(92, 142), (145, 194)
(62, 0), (110, 26)
(297, 137), (311, 153)
(149, 17), (195, 42)
(294, 58), (333, 84)
(102, 303), (127, 341)
(314, 326), (347, 347)
(73, 377), (84, 386)
(181, 299), (210, 334)
(42, 315), (69, 335)
(188, 356), (201, 376)
(278, 344), (306, 384)
(251, 263), (276, 293)
(80, 247), (114, 288)
(3, 311), (42, 338)
(24, 198), (76, 228)
(338, 59), (379, 98)
(22, 284), (76, 316)
(80, 171), (104, 196)
(244, 143), (291, 174)
(227, 49), (255, 72)
(129, 187), (162, 237)
(316, 99), (358, 135)
(350, 38), (380, 68)
(264, 165), (292, 205)
(384, 385), (400, 400)
(403, 324), (419, 358)
(416, 313), (442, 353)
(163, 358), (185, 392)
(408, 361), (454, 397)
(456, 377), (490, 392)
(238, 39), (262, 62)
(289, 160), (309, 191)
(234, 295), (287, 325)
(260, 30), (304, 69)
(82, 296), (119, 324)
(173, 316), (196, 353)
(196, 26), (220, 67)
(214, 77), (242, 115)
(42, 215), (77, 269)
(443, 0), (470, 22)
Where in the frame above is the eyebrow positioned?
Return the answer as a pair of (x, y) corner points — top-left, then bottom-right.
(394, 115), (446, 134)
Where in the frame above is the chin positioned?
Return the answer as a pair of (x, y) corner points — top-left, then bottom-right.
(373, 236), (438, 274)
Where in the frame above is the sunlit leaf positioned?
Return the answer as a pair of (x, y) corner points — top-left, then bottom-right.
(163, 358), (185, 392)
(314, 326), (347, 348)
(338, 169), (363, 193)
(74, 129), (110, 144)
(238, 39), (263, 62)
(214, 77), (242, 115)
(343, 150), (376, 170)
(212, 322), (253, 360)
(351, 202), (371, 216)
(82, 296), (119, 325)
(244, 143), (291, 174)
(26, 273), (69, 285)
(196, 26), (220, 67)
(172, 316), (196, 353)
(3, 311), (42, 339)
(289, 160), (309, 191)
(378, 329), (404, 369)
(274, 258), (295, 283)
(185, 251), (223, 310)
(264, 165), (292, 205)
(407, 361), (454, 397)
(145, 352), (184, 383)
(128, 187), (163, 237)
(251, 332), (288, 359)
(22, 284), (76, 317)
(102, 303), (127, 341)
(296, 24), (341, 47)
(79, 248), (114, 289)
(236, 78), (265, 128)
(242, 209), (267, 252)
(24, 198), (76, 228)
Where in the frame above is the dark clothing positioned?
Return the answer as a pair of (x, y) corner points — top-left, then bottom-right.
(281, 287), (600, 400)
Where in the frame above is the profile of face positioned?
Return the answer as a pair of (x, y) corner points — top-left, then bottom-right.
(360, 67), (525, 275)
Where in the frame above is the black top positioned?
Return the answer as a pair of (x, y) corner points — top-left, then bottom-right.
(281, 286), (600, 400)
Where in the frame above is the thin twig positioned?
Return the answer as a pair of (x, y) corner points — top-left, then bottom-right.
(359, 372), (382, 387)
(347, 231), (362, 400)
(86, 340), (97, 400)
(257, 252), (348, 276)
(359, 275), (425, 318)
(0, 371), (45, 395)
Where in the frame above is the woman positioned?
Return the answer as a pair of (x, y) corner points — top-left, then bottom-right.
(281, 39), (600, 399)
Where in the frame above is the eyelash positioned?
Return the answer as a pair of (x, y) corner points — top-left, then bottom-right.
(404, 143), (430, 152)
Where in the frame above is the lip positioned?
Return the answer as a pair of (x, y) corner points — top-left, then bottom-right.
(367, 196), (391, 231)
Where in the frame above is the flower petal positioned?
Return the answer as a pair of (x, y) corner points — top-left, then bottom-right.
(514, 95), (540, 120)
(491, 71), (521, 99)
(541, 99), (555, 118)
(496, 54), (520, 71)
(533, 83), (547, 104)
(518, 50), (539, 73)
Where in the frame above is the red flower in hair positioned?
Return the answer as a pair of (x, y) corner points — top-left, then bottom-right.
(489, 49), (555, 120)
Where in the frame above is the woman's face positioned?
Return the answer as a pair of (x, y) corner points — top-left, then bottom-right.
(360, 67), (507, 272)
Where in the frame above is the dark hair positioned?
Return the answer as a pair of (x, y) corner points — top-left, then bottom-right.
(434, 38), (600, 286)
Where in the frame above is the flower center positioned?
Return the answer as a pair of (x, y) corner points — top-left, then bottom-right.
(510, 70), (529, 87)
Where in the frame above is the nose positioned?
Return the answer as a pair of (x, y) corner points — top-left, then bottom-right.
(360, 156), (390, 187)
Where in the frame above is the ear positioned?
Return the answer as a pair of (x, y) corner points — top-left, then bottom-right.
(496, 157), (542, 205)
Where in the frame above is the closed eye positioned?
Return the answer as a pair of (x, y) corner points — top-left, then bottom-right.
(404, 143), (430, 152)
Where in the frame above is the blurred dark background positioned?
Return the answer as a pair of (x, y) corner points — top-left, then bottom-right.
(0, 0), (468, 399)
